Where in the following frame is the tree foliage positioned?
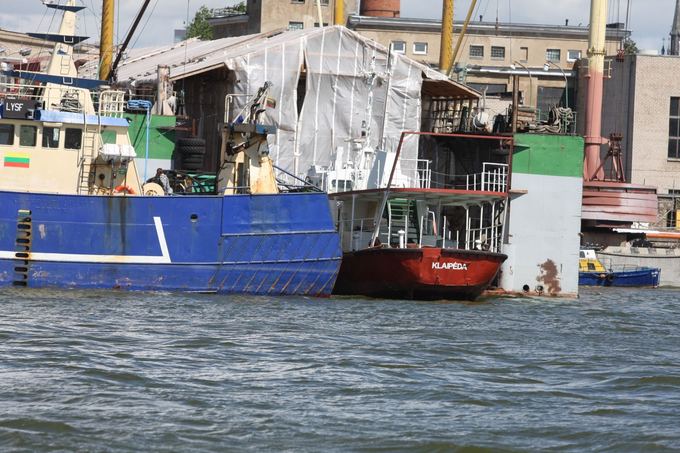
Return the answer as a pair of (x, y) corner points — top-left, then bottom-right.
(233, 1), (246, 13)
(623, 38), (638, 55)
(186, 6), (214, 41)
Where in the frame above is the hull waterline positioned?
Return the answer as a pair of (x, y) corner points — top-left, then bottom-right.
(333, 247), (507, 300)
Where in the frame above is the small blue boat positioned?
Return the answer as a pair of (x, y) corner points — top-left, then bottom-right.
(578, 250), (660, 287)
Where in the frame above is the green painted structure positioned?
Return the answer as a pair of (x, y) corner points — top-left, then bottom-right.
(500, 133), (584, 297)
(103, 114), (176, 161)
(512, 133), (584, 178)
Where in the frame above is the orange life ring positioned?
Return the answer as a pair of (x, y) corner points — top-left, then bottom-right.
(113, 185), (135, 195)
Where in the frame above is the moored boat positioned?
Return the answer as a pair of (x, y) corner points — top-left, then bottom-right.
(0, 1), (341, 295)
(578, 249), (660, 287)
(326, 131), (510, 300)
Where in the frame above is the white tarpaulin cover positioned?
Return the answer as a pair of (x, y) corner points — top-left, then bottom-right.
(225, 26), (450, 186)
(116, 26), (477, 186)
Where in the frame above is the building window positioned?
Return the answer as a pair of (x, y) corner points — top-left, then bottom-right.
(291, 0), (305, 3)
(0, 124), (15, 145)
(567, 50), (582, 62)
(314, 22), (329, 27)
(413, 42), (428, 55)
(469, 45), (484, 59)
(468, 83), (507, 95)
(19, 125), (37, 147)
(65, 128), (82, 150)
(546, 48), (561, 62)
(42, 127), (60, 148)
(320, 0), (329, 4)
(537, 86), (567, 120)
(391, 41), (406, 53)
(491, 46), (505, 60)
(288, 21), (304, 30)
(669, 97), (680, 159)
(519, 46), (528, 62)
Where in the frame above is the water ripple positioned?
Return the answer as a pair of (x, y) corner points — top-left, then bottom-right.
(1, 287), (679, 451)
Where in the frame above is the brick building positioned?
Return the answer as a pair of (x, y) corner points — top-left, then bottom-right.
(595, 53), (680, 226)
(208, 0), (359, 38)
(347, 15), (628, 117)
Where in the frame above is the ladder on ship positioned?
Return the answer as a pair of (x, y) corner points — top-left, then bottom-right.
(381, 199), (419, 246)
(77, 125), (100, 194)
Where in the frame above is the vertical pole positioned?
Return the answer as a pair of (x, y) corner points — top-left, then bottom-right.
(334, 0), (344, 25)
(144, 106), (150, 182)
(99, 0), (115, 81)
(439, 0), (454, 73)
(316, 0), (324, 27)
(465, 206), (470, 250)
(584, 0), (608, 180)
(512, 74), (519, 133)
(448, 0), (478, 77)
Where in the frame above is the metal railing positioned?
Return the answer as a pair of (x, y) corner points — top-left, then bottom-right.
(1, 81), (128, 118)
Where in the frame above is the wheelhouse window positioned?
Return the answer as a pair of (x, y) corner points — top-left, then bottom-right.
(65, 128), (82, 150)
(469, 45), (484, 59)
(669, 97), (680, 159)
(0, 124), (15, 145)
(42, 126), (60, 148)
(19, 125), (37, 147)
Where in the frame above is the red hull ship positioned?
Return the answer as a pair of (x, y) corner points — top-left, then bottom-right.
(324, 131), (512, 301)
(334, 247), (507, 300)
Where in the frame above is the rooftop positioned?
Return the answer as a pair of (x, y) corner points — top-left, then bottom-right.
(348, 16), (631, 41)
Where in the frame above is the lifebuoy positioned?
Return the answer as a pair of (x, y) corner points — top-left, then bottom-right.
(113, 185), (135, 195)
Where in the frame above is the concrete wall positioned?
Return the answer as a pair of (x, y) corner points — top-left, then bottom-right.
(601, 55), (680, 195)
(353, 28), (619, 71)
(263, 0), (358, 31)
(500, 133), (584, 297)
(629, 56), (680, 194)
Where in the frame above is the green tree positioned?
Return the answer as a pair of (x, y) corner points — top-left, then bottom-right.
(186, 6), (214, 41)
(234, 1), (246, 13)
(623, 38), (638, 55)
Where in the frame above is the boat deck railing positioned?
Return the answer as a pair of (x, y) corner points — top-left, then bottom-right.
(426, 162), (509, 192)
(338, 211), (504, 254)
(1, 81), (127, 118)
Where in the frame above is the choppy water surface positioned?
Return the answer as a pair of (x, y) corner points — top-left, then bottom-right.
(1, 287), (680, 451)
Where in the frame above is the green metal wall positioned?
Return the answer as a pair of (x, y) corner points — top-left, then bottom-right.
(125, 114), (176, 160)
(512, 133), (584, 178)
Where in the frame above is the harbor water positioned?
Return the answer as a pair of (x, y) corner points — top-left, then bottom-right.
(1, 287), (679, 451)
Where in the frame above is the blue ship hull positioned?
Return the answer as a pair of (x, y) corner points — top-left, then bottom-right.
(0, 190), (342, 296)
(578, 268), (660, 287)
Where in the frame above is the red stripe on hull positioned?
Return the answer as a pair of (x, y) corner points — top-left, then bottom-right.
(333, 247), (507, 300)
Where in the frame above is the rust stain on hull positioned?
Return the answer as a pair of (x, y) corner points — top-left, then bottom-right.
(537, 259), (562, 295)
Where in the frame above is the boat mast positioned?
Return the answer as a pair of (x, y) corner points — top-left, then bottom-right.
(583, 0), (607, 181)
(99, 0), (115, 81)
(334, 0), (344, 25)
(439, 0), (454, 73)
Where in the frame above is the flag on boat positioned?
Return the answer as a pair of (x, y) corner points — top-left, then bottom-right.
(3, 153), (30, 168)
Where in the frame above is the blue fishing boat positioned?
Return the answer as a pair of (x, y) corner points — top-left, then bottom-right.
(578, 250), (660, 287)
(0, 1), (341, 295)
